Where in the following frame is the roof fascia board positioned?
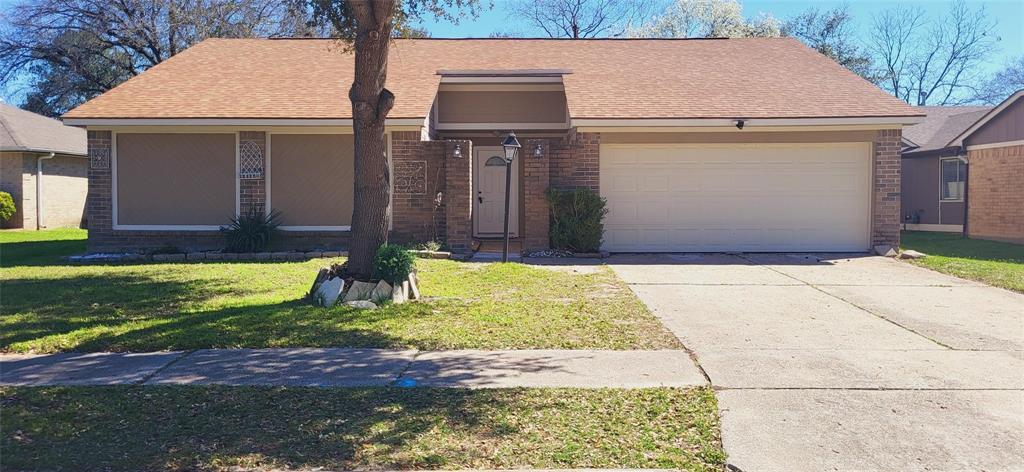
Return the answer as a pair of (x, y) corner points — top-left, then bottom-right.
(62, 118), (426, 127)
(946, 89), (1024, 147)
(435, 122), (570, 131)
(437, 69), (572, 76)
(572, 116), (924, 128)
(439, 76), (563, 83)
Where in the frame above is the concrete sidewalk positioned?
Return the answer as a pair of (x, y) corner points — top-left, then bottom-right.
(0, 348), (705, 388)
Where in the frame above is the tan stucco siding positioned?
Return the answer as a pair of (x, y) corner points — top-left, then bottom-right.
(437, 91), (567, 124)
(269, 134), (354, 227)
(966, 99), (1024, 147)
(600, 130), (879, 144)
(116, 133), (236, 225)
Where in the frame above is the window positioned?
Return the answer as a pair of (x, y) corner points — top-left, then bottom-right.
(485, 156), (506, 166)
(940, 158), (966, 201)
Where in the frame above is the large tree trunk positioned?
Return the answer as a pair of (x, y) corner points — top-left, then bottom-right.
(346, 0), (396, 280)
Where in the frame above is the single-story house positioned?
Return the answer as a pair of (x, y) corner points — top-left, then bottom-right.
(947, 90), (1024, 244)
(900, 105), (991, 233)
(62, 38), (922, 254)
(1, 103), (88, 230)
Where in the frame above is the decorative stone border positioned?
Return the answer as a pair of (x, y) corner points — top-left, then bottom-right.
(65, 250), (349, 264)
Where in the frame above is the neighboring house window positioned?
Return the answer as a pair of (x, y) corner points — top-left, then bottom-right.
(940, 158), (966, 201)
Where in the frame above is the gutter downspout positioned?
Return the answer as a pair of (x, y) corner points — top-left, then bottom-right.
(962, 155), (970, 239)
(36, 152), (54, 230)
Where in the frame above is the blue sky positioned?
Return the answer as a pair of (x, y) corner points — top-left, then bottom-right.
(414, 0), (1023, 75)
(2, 0), (1021, 105)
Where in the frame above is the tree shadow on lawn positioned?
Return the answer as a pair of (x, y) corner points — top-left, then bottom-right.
(3, 385), (535, 471)
(1, 272), (425, 352)
(0, 238), (87, 267)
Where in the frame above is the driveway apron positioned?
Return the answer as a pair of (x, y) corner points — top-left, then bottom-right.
(610, 253), (1024, 472)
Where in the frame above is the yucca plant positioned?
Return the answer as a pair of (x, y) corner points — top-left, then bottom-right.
(221, 208), (282, 253)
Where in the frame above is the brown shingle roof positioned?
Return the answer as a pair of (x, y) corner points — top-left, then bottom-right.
(64, 38), (919, 121)
(902, 106), (991, 155)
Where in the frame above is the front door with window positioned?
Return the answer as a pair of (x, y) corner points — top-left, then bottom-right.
(473, 146), (519, 237)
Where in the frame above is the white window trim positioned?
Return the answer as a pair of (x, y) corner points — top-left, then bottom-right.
(111, 130), (239, 231)
(939, 156), (967, 202)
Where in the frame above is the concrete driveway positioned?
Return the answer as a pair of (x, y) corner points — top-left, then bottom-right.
(609, 253), (1024, 472)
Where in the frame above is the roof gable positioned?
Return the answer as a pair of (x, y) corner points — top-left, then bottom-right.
(948, 89), (1024, 147)
(64, 38), (920, 122)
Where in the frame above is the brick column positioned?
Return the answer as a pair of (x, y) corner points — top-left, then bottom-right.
(550, 131), (600, 191)
(86, 130), (114, 252)
(522, 139), (551, 252)
(444, 139), (473, 253)
(872, 129), (901, 248)
(390, 131), (447, 243)
(238, 131), (267, 215)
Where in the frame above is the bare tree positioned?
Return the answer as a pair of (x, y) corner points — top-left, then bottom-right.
(309, 0), (481, 279)
(972, 55), (1024, 105)
(628, 0), (780, 39)
(1, 0), (319, 116)
(783, 5), (875, 82)
(868, 0), (999, 105)
(508, 0), (654, 38)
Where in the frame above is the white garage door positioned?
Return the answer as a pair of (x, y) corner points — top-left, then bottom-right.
(600, 143), (872, 252)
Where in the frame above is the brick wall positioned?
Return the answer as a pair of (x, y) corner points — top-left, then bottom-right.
(550, 131), (600, 191)
(1, 152), (26, 228)
(522, 139), (551, 251)
(390, 131), (447, 244)
(238, 131), (266, 215)
(443, 140), (473, 253)
(872, 129), (902, 248)
(85, 130), (349, 253)
(967, 145), (1024, 243)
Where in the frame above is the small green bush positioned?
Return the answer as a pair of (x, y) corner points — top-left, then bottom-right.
(0, 191), (15, 222)
(546, 188), (608, 253)
(221, 208), (282, 253)
(373, 243), (415, 285)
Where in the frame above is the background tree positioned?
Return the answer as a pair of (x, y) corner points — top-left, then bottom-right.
(0, 0), (319, 116)
(971, 55), (1023, 105)
(782, 5), (875, 82)
(627, 0), (780, 38)
(309, 0), (480, 279)
(508, 0), (654, 39)
(868, 0), (998, 105)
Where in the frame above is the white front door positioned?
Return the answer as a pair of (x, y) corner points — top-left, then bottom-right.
(600, 143), (872, 252)
(474, 146), (519, 237)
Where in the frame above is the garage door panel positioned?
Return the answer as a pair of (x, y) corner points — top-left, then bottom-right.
(600, 143), (871, 252)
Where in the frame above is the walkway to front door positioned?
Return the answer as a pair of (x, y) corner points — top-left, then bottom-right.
(473, 146), (518, 237)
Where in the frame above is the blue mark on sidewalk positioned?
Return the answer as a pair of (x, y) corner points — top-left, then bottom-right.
(395, 378), (417, 387)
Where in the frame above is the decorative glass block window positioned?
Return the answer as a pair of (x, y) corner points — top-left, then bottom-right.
(90, 147), (110, 169)
(239, 139), (264, 179)
(940, 157), (966, 200)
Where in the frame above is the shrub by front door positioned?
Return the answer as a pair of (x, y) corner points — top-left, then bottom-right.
(473, 146), (519, 237)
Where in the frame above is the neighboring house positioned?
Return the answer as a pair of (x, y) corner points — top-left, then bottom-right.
(62, 38), (922, 254)
(1, 103), (88, 230)
(900, 106), (991, 233)
(947, 90), (1024, 244)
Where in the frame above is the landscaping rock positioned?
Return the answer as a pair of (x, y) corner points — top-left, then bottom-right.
(309, 267), (331, 298)
(206, 252), (224, 261)
(874, 245), (898, 257)
(900, 250), (927, 259)
(186, 252), (205, 261)
(314, 277), (345, 307)
(370, 280), (393, 304)
(408, 272), (421, 300)
(322, 251), (341, 257)
(392, 283), (407, 304)
(344, 300), (377, 310)
(343, 281), (376, 303)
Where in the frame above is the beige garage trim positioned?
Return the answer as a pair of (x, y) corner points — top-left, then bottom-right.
(268, 134), (354, 230)
(114, 133), (236, 229)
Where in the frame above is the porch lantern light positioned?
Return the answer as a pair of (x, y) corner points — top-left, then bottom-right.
(533, 143), (543, 158)
(452, 143), (462, 159)
(499, 132), (521, 262)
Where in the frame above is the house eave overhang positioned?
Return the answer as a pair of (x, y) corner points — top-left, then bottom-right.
(0, 145), (87, 157)
(572, 115), (925, 131)
(61, 117), (428, 128)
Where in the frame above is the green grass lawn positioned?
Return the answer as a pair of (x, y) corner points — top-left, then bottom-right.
(0, 228), (86, 266)
(901, 231), (1024, 292)
(0, 386), (724, 472)
(0, 229), (680, 353)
